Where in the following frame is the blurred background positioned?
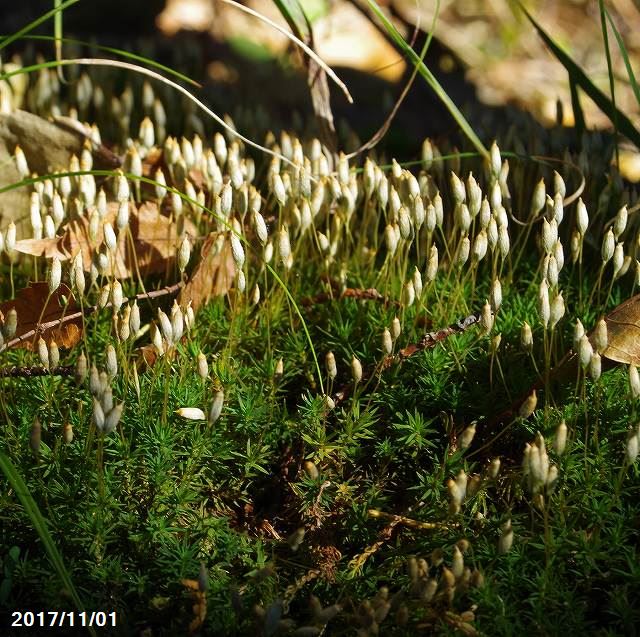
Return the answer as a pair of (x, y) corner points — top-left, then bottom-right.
(1, 0), (639, 168)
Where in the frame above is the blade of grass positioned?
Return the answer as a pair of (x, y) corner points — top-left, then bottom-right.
(347, 0), (440, 158)
(0, 58), (296, 169)
(54, 0), (66, 81)
(219, 0), (353, 104)
(2, 34), (201, 87)
(0, 0), (79, 53)
(266, 264), (324, 394)
(271, 0), (307, 39)
(365, 0), (488, 159)
(0, 451), (95, 636)
(605, 7), (640, 107)
(516, 0), (640, 149)
(598, 0), (619, 166)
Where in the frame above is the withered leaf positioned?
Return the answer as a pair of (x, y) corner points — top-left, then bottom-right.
(11, 237), (68, 260)
(14, 202), (196, 279)
(137, 344), (158, 371)
(179, 232), (236, 311)
(141, 147), (164, 177)
(180, 579), (200, 591)
(599, 293), (640, 365)
(0, 282), (82, 350)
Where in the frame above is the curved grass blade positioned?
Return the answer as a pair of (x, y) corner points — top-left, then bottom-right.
(598, 0), (619, 165)
(348, 0), (441, 158)
(0, 451), (95, 636)
(365, 0), (488, 159)
(0, 58), (295, 169)
(271, 0), (307, 39)
(516, 0), (640, 149)
(220, 0), (353, 104)
(2, 34), (201, 87)
(605, 8), (640, 107)
(0, 0), (79, 52)
(266, 264), (324, 395)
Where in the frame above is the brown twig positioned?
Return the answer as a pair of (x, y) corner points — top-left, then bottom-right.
(301, 286), (388, 307)
(368, 508), (451, 531)
(344, 0), (425, 159)
(1, 281), (183, 353)
(333, 312), (480, 405)
(390, 313), (481, 368)
(0, 365), (75, 378)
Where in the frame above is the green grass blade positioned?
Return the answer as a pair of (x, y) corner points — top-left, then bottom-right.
(605, 8), (640, 107)
(271, 0), (307, 40)
(0, 0), (79, 52)
(1, 34), (200, 87)
(54, 0), (64, 79)
(598, 0), (619, 164)
(0, 58), (291, 167)
(516, 0), (640, 149)
(266, 264), (324, 395)
(0, 451), (95, 636)
(365, 0), (488, 159)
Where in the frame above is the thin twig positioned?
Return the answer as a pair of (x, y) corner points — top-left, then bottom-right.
(219, 0), (353, 104)
(333, 312), (480, 405)
(0, 282), (183, 353)
(368, 508), (450, 531)
(0, 365), (74, 378)
(301, 286), (388, 307)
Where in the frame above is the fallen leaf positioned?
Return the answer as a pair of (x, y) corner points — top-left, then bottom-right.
(180, 579), (200, 591)
(141, 147), (164, 178)
(14, 201), (196, 279)
(11, 237), (68, 260)
(599, 293), (640, 365)
(137, 344), (158, 370)
(0, 282), (82, 350)
(179, 232), (236, 311)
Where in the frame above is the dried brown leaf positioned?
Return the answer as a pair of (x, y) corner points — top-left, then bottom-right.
(12, 237), (68, 260)
(137, 344), (158, 370)
(0, 282), (82, 350)
(599, 293), (640, 365)
(13, 202), (195, 279)
(141, 147), (164, 177)
(181, 579), (200, 591)
(179, 232), (236, 311)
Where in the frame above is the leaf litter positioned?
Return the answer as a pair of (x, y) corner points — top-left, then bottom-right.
(0, 282), (82, 350)
(14, 201), (196, 279)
